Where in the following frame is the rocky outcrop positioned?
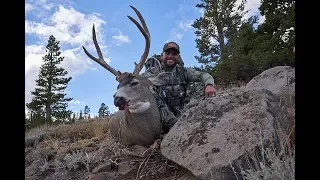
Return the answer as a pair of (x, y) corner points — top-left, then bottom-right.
(246, 66), (295, 98)
(161, 66), (294, 180)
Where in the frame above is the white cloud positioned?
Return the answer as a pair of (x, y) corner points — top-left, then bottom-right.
(167, 18), (193, 42)
(112, 30), (131, 46)
(179, 19), (193, 31)
(25, 3), (109, 107)
(258, 15), (265, 24)
(243, 0), (265, 24)
(26, 5), (106, 46)
(25, 3), (34, 15)
(69, 100), (82, 105)
(197, 0), (265, 24)
(25, 0), (61, 19)
(178, 4), (194, 15)
(168, 28), (184, 42)
(198, 8), (205, 17)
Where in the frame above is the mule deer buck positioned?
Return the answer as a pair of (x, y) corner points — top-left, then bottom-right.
(82, 6), (170, 148)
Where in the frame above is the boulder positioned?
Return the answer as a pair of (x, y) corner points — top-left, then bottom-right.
(161, 88), (289, 180)
(246, 66), (295, 99)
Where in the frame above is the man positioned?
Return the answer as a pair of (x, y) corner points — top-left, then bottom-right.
(117, 42), (216, 134)
(142, 42), (216, 133)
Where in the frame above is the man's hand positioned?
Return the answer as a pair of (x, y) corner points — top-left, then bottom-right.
(205, 84), (216, 97)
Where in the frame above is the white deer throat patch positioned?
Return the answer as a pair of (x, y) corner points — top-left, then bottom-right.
(129, 101), (151, 114)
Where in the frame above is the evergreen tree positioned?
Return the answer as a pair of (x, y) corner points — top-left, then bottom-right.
(192, 0), (248, 70)
(84, 105), (90, 119)
(28, 107), (46, 128)
(98, 103), (110, 117)
(79, 110), (84, 120)
(26, 35), (73, 124)
(258, 0), (295, 68)
(193, 0), (295, 84)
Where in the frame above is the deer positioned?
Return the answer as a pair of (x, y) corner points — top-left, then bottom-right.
(82, 5), (171, 151)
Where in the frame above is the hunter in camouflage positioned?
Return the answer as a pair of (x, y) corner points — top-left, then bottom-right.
(139, 42), (216, 135)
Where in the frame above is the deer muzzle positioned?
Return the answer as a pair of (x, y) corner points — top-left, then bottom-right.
(114, 96), (129, 110)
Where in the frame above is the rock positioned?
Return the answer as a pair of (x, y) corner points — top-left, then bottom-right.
(129, 145), (148, 156)
(88, 172), (120, 180)
(88, 173), (107, 180)
(161, 88), (289, 180)
(176, 171), (199, 180)
(246, 66), (295, 98)
(51, 169), (80, 180)
(92, 161), (112, 174)
(118, 163), (137, 176)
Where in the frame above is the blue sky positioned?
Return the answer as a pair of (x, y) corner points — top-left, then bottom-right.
(25, 0), (264, 117)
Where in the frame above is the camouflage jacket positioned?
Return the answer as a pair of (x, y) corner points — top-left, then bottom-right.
(140, 57), (215, 112)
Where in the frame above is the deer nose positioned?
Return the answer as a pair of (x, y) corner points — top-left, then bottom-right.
(114, 96), (125, 106)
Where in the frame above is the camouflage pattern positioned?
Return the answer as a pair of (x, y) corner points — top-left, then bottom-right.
(140, 56), (215, 135)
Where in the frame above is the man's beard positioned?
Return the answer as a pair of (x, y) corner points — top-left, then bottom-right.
(163, 58), (178, 67)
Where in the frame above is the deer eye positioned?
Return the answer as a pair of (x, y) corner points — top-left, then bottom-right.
(130, 81), (139, 87)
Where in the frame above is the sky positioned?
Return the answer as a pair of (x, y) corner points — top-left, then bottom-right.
(25, 0), (265, 117)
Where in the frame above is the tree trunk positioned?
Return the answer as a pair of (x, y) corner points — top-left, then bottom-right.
(46, 104), (51, 123)
(216, 22), (225, 57)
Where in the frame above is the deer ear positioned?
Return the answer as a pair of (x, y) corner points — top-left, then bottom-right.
(147, 72), (172, 86)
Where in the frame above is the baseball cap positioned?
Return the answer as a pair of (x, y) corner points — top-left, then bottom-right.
(163, 42), (180, 53)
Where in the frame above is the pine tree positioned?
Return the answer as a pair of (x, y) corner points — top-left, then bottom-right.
(28, 107), (46, 128)
(79, 110), (84, 120)
(209, 0), (295, 84)
(84, 105), (90, 119)
(26, 35), (73, 124)
(98, 103), (110, 117)
(213, 16), (261, 83)
(192, 0), (248, 70)
(258, 0), (295, 68)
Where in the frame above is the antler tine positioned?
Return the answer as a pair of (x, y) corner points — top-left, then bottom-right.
(127, 5), (151, 75)
(129, 5), (150, 38)
(82, 24), (120, 77)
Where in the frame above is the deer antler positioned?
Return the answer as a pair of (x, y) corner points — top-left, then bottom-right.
(82, 5), (150, 77)
(127, 5), (151, 75)
(82, 24), (120, 77)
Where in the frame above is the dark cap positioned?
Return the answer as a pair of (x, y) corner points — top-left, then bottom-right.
(163, 42), (180, 53)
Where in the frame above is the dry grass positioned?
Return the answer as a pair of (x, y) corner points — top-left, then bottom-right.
(215, 80), (247, 92)
(25, 117), (111, 176)
(26, 117), (110, 141)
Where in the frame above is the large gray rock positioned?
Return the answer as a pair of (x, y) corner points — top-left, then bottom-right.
(161, 88), (289, 180)
(246, 66), (295, 98)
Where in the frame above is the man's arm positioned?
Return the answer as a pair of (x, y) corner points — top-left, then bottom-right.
(184, 67), (215, 86)
(184, 67), (216, 96)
